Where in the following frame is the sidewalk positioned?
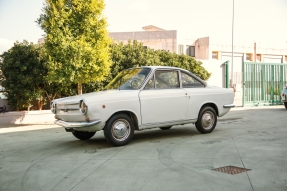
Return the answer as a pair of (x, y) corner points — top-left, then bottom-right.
(0, 110), (54, 125)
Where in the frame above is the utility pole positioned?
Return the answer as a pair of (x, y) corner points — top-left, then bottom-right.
(231, 0), (234, 88)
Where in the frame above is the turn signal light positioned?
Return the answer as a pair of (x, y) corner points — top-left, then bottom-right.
(79, 100), (88, 114)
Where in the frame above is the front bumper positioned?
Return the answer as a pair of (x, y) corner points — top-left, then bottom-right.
(54, 119), (101, 128)
(223, 104), (236, 108)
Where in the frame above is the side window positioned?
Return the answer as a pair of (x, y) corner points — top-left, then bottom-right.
(155, 70), (180, 89)
(181, 72), (204, 88)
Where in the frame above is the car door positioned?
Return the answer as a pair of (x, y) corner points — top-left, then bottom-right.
(139, 69), (189, 125)
(181, 71), (207, 119)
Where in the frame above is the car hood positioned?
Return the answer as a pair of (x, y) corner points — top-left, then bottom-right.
(52, 90), (139, 105)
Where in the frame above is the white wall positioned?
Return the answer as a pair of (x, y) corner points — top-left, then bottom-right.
(200, 59), (225, 87)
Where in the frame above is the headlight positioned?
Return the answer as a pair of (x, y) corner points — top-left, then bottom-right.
(79, 99), (88, 114)
(51, 102), (56, 114)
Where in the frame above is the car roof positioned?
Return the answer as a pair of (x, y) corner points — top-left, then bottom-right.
(141, 66), (181, 70)
(141, 66), (192, 75)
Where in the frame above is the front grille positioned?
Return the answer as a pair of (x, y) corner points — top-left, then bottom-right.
(57, 103), (80, 115)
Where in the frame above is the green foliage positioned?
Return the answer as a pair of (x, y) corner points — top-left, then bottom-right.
(0, 41), (46, 110)
(37, 0), (111, 94)
(91, 40), (211, 91)
(0, 57), (4, 85)
(0, 41), (78, 110)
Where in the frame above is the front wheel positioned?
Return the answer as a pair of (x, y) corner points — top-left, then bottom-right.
(195, 106), (217, 134)
(72, 130), (96, 140)
(284, 102), (287, 109)
(104, 114), (135, 146)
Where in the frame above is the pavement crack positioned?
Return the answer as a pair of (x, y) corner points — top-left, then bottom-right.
(228, 128), (255, 191)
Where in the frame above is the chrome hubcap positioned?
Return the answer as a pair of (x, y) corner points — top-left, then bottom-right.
(112, 119), (130, 141)
(201, 111), (215, 130)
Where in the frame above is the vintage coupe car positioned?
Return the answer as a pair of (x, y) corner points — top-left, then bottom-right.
(51, 66), (235, 146)
(282, 84), (287, 109)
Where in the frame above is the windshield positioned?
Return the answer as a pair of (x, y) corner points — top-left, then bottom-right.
(105, 68), (151, 90)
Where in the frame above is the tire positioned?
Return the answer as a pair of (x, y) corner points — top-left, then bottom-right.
(284, 102), (287, 109)
(104, 114), (135, 146)
(72, 130), (96, 140)
(195, 106), (217, 134)
(160, 126), (172, 130)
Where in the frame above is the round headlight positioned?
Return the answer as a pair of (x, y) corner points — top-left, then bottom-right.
(79, 100), (88, 114)
(51, 102), (56, 114)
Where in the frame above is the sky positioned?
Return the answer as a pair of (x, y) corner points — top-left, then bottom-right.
(0, 0), (287, 54)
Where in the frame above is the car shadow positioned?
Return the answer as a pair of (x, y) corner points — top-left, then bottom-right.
(133, 126), (198, 142)
(83, 125), (201, 148)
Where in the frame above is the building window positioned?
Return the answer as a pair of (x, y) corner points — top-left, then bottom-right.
(246, 53), (252, 61)
(186, 46), (195, 57)
(285, 55), (287, 62)
(212, 51), (218, 59)
(178, 45), (184, 54)
(256, 54), (261, 61)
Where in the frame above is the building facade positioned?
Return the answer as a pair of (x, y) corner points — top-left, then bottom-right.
(109, 25), (177, 53)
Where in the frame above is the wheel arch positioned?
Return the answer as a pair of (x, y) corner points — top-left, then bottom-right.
(104, 110), (139, 130)
(199, 102), (219, 116)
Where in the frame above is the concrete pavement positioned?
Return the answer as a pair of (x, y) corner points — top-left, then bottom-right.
(0, 106), (287, 191)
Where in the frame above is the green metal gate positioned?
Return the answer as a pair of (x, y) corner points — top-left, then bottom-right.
(242, 62), (287, 106)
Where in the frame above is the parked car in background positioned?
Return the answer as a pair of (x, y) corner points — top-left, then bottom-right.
(51, 66), (235, 146)
(282, 84), (287, 109)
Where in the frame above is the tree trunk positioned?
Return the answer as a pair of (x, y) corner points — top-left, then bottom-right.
(38, 100), (43, 110)
(78, 82), (82, 95)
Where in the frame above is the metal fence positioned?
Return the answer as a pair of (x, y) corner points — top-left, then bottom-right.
(242, 62), (287, 106)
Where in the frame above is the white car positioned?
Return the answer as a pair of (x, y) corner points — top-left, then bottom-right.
(51, 66), (235, 146)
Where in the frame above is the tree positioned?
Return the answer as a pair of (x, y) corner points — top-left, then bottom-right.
(0, 41), (46, 110)
(110, 40), (210, 79)
(37, 0), (111, 95)
(0, 41), (77, 110)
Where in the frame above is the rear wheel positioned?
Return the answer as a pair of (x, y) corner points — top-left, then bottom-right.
(159, 126), (172, 130)
(195, 106), (217, 134)
(72, 130), (96, 140)
(284, 102), (287, 109)
(104, 114), (135, 146)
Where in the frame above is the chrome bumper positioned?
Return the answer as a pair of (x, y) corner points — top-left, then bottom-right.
(223, 104), (236, 108)
(54, 119), (101, 128)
